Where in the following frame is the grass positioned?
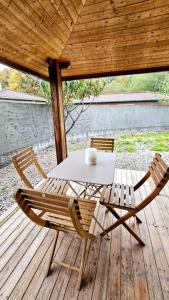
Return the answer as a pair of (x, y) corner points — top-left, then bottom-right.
(115, 131), (169, 153)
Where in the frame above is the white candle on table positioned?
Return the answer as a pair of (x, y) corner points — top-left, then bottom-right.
(85, 148), (97, 165)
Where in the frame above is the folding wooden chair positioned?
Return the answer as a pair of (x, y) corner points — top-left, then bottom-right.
(12, 146), (67, 193)
(14, 188), (97, 290)
(100, 153), (169, 246)
(90, 137), (114, 152)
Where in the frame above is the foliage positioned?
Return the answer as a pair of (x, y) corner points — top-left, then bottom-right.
(0, 68), (50, 100)
(103, 72), (169, 99)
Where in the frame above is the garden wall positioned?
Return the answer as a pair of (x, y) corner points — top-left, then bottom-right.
(0, 101), (169, 165)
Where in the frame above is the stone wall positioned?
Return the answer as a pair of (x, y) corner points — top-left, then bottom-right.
(1, 101), (169, 165)
(67, 103), (169, 139)
(0, 102), (54, 165)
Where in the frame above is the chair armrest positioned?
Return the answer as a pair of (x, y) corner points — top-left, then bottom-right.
(134, 170), (150, 191)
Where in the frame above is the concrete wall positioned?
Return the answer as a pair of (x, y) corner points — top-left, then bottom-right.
(0, 101), (169, 165)
(0, 102), (54, 165)
(68, 103), (169, 139)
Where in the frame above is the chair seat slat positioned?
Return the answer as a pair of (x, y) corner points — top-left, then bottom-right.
(120, 184), (125, 207)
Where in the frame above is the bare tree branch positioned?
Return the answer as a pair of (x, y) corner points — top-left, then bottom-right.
(65, 95), (95, 135)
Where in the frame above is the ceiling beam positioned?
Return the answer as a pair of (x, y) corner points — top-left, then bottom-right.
(1, 55), (169, 82)
(0, 56), (49, 81)
(63, 65), (169, 81)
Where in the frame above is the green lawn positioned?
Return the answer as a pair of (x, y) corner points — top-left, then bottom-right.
(115, 131), (169, 153)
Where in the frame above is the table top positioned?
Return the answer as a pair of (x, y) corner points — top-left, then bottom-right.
(48, 150), (116, 186)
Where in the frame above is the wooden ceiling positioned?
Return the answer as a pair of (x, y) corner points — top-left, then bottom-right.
(1, 0), (169, 80)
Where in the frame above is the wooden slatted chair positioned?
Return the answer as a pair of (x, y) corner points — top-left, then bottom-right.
(100, 153), (169, 246)
(12, 147), (67, 193)
(90, 137), (114, 152)
(14, 188), (97, 290)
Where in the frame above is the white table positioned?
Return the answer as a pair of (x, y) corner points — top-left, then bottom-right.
(48, 150), (116, 186)
(48, 150), (116, 198)
(48, 150), (116, 238)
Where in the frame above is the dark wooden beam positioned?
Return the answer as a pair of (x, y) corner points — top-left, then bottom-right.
(48, 59), (67, 164)
(1, 55), (169, 82)
(63, 65), (169, 81)
(0, 56), (49, 81)
(47, 57), (70, 70)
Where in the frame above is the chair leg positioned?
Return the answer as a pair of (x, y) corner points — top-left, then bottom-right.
(101, 207), (145, 246)
(46, 230), (59, 277)
(77, 238), (88, 290)
(134, 214), (142, 223)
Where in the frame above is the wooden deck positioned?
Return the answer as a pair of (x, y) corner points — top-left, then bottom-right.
(0, 168), (169, 300)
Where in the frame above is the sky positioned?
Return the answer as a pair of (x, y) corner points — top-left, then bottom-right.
(0, 63), (8, 70)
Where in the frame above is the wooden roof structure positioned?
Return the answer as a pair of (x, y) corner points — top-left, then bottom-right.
(1, 0), (169, 80)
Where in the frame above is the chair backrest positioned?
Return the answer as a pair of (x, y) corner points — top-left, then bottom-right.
(14, 188), (96, 239)
(149, 153), (169, 188)
(90, 137), (114, 152)
(135, 153), (169, 213)
(12, 147), (47, 188)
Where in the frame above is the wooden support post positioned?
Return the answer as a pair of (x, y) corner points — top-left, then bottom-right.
(48, 59), (69, 164)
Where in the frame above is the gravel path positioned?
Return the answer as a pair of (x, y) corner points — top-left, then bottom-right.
(0, 138), (169, 216)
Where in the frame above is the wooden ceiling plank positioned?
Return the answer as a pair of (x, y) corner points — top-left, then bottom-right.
(0, 40), (48, 71)
(63, 60), (169, 74)
(57, 2), (75, 29)
(74, 4), (169, 31)
(86, 0), (148, 7)
(1, 0), (169, 80)
(38, 0), (71, 36)
(62, 63), (169, 80)
(81, 0), (167, 16)
(61, 0), (79, 22)
(63, 29), (169, 53)
(0, 39), (49, 71)
(0, 55), (48, 80)
(0, 15), (60, 60)
(63, 44), (169, 62)
(82, 0), (152, 15)
(70, 0), (84, 14)
(68, 55), (169, 70)
(0, 7), (55, 56)
(10, 0), (63, 43)
(62, 54), (169, 66)
(67, 18), (169, 45)
(24, 0), (68, 42)
(73, 26), (169, 48)
(63, 39), (169, 60)
(0, 50), (47, 74)
(1, 2), (63, 55)
(77, 3), (169, 25)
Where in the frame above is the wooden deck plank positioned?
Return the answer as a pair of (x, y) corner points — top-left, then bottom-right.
(22, 232), (64, 300)
(134, 170), (168, 300)
(92, 207), (112, 300)
(36, 233), (74, 299)
(50, 236), (82, 300)
(0, 168), (169, 300)
(8, 231), (54, 300)
(1, 228), (49, 299)
(131, 170), (163, 300)
(120, 169), (135, 300)
(130, 170), (150, 300)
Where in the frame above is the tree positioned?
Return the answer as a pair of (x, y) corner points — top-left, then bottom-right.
(0, 68), (50, 99)
(63, 79), (106, 134)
